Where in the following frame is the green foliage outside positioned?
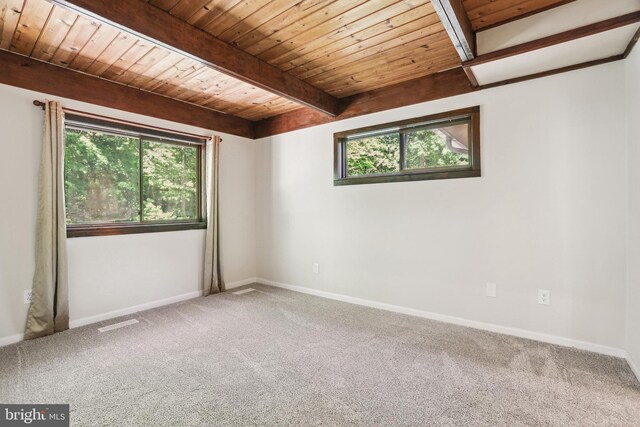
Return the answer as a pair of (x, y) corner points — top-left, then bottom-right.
(64, 129), (197, 225)
(346, 133), (400, 176)
(346, 128), (468, 176)
(142, 140), (197, 221)
(405, 129), (469, 169)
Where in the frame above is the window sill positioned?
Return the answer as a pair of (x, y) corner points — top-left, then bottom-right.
(334, 168), (481, 186)
(67, 222), (207, 238)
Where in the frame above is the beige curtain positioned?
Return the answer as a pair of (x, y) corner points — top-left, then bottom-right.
(203, 136), (225, 296)
(25, 101), (69, 339)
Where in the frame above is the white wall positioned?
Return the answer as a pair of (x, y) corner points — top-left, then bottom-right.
(0, 83), (256, 342)
(626, 46), (640, 372)
(255, 61), (629, 351)
(0, 59), (635, 357)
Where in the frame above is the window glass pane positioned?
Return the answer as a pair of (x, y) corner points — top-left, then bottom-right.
(64, 129), (140, 224)
(405, 123), (470, 170)
(142, 140), (198, 221)
(346, 132), (400, 176)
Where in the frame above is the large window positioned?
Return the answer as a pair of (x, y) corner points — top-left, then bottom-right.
(64, 115), (206, 237)
(334, 106), (480, 185)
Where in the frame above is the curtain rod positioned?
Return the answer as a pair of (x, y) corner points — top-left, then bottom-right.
(32, 100), (217, 141)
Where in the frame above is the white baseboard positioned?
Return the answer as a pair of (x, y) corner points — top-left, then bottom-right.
(257, 278), (627, 359)
(69, 290), (204, 328)
(626, 353), (640, 382)
(226, 277), (258, 290)
(0, 277), (258, 347)
(0, 333), (24, 347)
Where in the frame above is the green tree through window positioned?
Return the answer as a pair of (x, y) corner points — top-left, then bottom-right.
(64, 118), (204, 231)
(334, 107), (480, 185)
(65, 130), (140, 224)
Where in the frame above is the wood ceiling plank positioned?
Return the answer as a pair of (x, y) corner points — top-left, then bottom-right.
(189, 0), (243, 28)
(276, 3), (432, 71)
(100, 38), (154, 80)
(67, 22), (119, 71)
(54, 0), (339, 116)
(114, 46), (173, 85)
(10, 0), (52, 55)
(216, 0), (300, 44)
(0, 48), (255, 138)
(201, 96), (254, 115)
(257, 0), (404, 64)
(135, 56), (199, 91)
(167, 76), (248, 111)
(207, 87), (277, 115)
(244, 0), (366, 57)
(203, 0), (271, 37)
(235, 96), (288, 115)
(163, 67), (234, 99)
(292, 18), (443, 80)
(226, 100), (293, 119)
(214, 85), (275, 107)
(84, 31), (138, 76)
(237, 97), (301, 121)
(0, 0), (24, 50)
(50, 13), (99, 67)
(329, 49), (461, 97)
(125, 50), (184, 87)
(176, 75), (265, 113)
(181, 73), (247, 105)
(198, 79), (273, 108)
(169, 0), (211, 22)
(231, 0), (334, 51)
(145, 58), (205, 92)
(31, 5), (76, 61)
(321, 44), (456, 95)
(326, 45), (460, 96)
(307, 28), (455, 85)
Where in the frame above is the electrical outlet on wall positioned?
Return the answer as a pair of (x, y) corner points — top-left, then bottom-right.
(24, 290), (32, 305)
(486, 283), (497, 297)
(538, 289), (550, 305)
(313, 263), (319, 274)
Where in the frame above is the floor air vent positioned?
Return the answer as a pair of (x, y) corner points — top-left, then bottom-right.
(98, 319), (139, 332)
(232, 288), (256, 295)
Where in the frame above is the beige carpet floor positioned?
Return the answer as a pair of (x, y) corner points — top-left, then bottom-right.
(0, 283), (639, 426)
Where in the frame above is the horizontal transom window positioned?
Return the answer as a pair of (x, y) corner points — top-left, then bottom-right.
(334, 106), (480, 185)
(64, 114), (206, 237)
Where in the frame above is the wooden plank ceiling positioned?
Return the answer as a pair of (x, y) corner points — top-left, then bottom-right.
(0, 0), (305, 120)
(147, 0), (460, 99)
(0, 0), (578, 124)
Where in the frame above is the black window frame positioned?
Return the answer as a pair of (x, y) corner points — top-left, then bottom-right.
(64, 114), (207, 238)
(333, 106), (481, 186)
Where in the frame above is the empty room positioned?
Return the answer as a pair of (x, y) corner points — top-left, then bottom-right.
(1, 0), (640, 425)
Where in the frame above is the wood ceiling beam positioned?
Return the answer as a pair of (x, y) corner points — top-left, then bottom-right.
(254, 68), (476, 139)
(431, 0), (476, 62)
(0, 50), (255, 139)
(464, 11), (640, 68)
(49, 0), (340, 117)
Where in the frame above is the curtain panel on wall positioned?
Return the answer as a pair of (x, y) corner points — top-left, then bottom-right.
(25, 101), (69, 339)
(203, 136), (225, 296)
